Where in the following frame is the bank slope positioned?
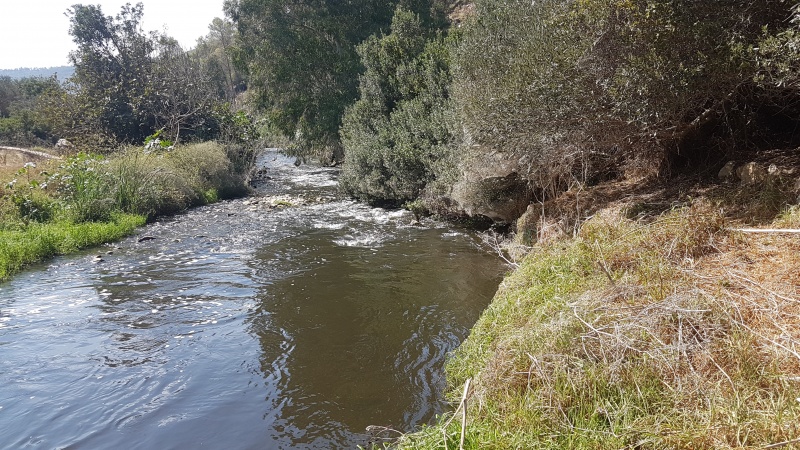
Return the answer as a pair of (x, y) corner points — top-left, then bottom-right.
(399, 200), (800, 449)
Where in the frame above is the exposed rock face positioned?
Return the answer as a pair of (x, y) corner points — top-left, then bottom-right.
(451, 151), (532, 223)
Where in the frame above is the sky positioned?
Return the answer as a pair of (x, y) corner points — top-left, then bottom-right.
(0, 1), (225, 69)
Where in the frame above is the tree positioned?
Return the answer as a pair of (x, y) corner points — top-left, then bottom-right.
(225, 0), (447, 161)
(65, 3), (247, 147)
(0, 76), (62, 146)
(193, 18), (244, 105)
(67, 3), (156, 143)
(0, 76), (20, 118)
(146, 37), (218, 144)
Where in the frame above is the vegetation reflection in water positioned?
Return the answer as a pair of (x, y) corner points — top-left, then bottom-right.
(0, 152), (503, 448)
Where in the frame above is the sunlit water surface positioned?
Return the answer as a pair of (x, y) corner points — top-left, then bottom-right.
(0, 151), (503, 449)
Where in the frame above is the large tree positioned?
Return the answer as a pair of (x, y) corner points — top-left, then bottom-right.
(68, 3), (155, 142)
(225, 0), (446, 161)
(66, 3), (243, 146)
(193, 18), (245, 105)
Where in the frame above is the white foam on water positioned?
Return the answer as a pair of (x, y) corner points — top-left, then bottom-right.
(333, 231), (387, 248)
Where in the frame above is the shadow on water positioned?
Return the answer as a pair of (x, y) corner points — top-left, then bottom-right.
(247, 226), (501, 447)
(0, 150), (504, 449)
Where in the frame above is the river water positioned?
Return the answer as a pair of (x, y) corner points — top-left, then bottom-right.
(0, 151), (503, 449)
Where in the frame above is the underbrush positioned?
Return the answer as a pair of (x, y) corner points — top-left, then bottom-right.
(397, 201), (800, 449)
(0, 141), (253, 281)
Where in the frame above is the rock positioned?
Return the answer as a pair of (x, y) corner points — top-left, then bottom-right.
(736, 162), (767, 185)
(718, 161), (736, 180)
(768, 164), (780, 175)
(137, 236), (157, 242)
(55, 139), (74, 152)
(451, 151), (533, 223)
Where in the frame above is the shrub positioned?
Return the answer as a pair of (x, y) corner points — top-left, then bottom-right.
(51, 153), (114, 222)
(340, 7), (456, 206)
(106, 142), (251, 219)
(167, 141), (244, 200)
(448, 0), (796, 214)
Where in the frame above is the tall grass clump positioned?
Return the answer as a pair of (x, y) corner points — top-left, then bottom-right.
(399, 201), (800, 449)
(94, 141), (251, 219)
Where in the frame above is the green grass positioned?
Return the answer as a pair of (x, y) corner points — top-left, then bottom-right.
(0, 213), (145, 281)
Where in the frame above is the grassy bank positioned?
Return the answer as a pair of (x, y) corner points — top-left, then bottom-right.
(0, 214), (145, 280)
(398, 198), (800, 449)
(0, 141), (254, 282)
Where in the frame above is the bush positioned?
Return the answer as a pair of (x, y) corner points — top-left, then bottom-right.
(167, 141), (246, 200)
(340, 7), (456, 206)
(52, 153), (114, 222)
(448, 0), (796, 214)
(106, 142), (252, 219)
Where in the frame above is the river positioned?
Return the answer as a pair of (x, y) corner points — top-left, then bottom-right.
(0, 151), (503, 449)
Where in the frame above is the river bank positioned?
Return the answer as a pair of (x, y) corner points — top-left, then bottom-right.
(397, 171), (800, 449)
(0, 142), (253, 282)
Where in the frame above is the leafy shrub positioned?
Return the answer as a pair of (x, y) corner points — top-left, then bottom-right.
(4, 163), (58, 223)
(51, 153), (114, 222)
(340, 7), (456, 206)
(449, 0), (795, 213)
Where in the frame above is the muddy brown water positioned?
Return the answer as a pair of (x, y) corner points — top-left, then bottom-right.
(0, 151), (504, 449)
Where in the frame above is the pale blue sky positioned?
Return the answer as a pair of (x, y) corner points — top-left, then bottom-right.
(0, 1), (225, 69)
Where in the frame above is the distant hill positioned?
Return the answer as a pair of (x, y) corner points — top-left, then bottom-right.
(0, 66), (74, 81)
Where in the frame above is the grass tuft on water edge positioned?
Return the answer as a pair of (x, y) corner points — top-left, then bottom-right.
(0, 213), (145, 281)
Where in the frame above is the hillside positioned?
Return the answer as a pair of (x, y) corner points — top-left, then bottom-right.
(0, 66), (74, 81)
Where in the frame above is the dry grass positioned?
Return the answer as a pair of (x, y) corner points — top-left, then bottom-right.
(399, 194), (800, 449)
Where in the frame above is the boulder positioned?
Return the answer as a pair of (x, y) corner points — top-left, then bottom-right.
(451, 151), (532, 223)
(736, 162), (767, 185)
(718, 161), (736, 180)
(55, 139), (74, 152)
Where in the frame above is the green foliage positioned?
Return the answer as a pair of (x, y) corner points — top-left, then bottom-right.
(192, 18), (247, 104)
(340, 7), (456, 205)
(4, 163), (56, 223)
(52, 153), (113, 222)
(63, 3), (250, 148)
(448, 0), (796, 205)
(227, 0), (448, 160)
(67, 3), (156, 143)
(0, 76), (61, 146)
